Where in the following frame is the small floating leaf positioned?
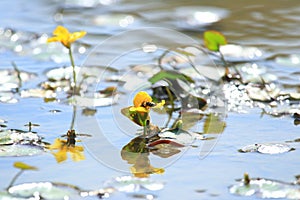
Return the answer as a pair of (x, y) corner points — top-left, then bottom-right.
(0, 144), (44, 157)
(239, 143), (294, 154)
(149, 70), (194, 84)
(13, 162), (38, 170)
(203, 30), (227, 52)
(104, 176), (164, 193)
(257, 143), (294, 154)
(8, 182), (81, 199)
(229, 175), (300, 199)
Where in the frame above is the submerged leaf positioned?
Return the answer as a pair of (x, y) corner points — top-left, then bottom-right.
(203, 30), (227, 52)
(13, 162), (38, 170)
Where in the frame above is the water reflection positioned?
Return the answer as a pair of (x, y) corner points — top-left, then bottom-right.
(121, 135), (165, 178)
(47, 130), (85, 163)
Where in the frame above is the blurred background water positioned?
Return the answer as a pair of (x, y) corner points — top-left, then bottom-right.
(1, 0), (300, 199)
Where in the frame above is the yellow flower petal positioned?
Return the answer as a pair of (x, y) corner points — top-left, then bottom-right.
(153, 100), (165, 108)
(70, 150), (85, 162)
(53, 25), (70, 36)
(46, 138), (65, 150)
(129, 106), (149, 113)
(69, 31), (87, 43)
(47, 36), (60, 43)
(52, 147), (68, 163)
(47, 25), (86, 48)
(133, 91), (152, 108)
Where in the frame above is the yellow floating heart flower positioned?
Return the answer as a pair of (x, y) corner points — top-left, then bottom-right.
(130, 91), (165, 113)
(127, 91), (165, 127)
(47, 25), (86, 48)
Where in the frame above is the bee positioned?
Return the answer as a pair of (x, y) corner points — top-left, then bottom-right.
(142, 101), (156, 108)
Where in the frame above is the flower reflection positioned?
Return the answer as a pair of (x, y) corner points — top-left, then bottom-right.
(121, 136), (164, 178)
(46, 130), (85, 163)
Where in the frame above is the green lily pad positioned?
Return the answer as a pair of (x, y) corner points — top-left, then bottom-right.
(149, 70), (194, 85)
(203, 30), (227, 52)
(8, 182), (81, 199)
(0, 144), (44, 157)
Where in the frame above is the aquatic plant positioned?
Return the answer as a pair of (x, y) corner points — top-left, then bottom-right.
(47, 25), (86, 94)
(122, 91), (165, 134)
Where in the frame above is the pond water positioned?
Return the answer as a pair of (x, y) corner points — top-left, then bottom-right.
(1, 0), (300, 199)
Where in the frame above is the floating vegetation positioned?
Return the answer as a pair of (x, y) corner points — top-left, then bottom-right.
(229, 173), (300, 199)
(238, 143), (294, 154)
(104, 176), (165, 193)
(6, 182), (82, 200)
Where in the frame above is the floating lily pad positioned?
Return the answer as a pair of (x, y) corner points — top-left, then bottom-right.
(229, 177), (300, 199)
(0, 144), (44, 157)
(238, 143), (294, 154)
(104, 176), (164, 193)
(0, 130), (42, 145)
(8, 182), (81, 199)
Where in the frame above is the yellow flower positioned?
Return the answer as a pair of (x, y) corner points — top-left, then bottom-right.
(46, 138), (85, 163)
(132, 91), (165, 111)
(125, 91), (165, 127)
(47, 25), (86, 48)
(133, 91), (153, 108)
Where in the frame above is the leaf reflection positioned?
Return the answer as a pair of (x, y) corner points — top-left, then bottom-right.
(121, 136), (164, 178)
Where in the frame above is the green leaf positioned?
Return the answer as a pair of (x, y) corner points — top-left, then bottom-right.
(121, 107), (149, 127)
(13, 162), (38, 170)
(203, 30), (227, 51)
(203, 114), (226, 134)
(149, 70), (194, 84)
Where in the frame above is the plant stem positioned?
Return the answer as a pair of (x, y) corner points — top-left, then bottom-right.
(70, 105), (77, 130)
(6, 170), (23, 190)
(68, 47), (77, 91)
(11, 61), (22, 92)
